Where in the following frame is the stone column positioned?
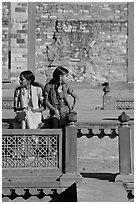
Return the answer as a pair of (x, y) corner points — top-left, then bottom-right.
(102, 82), (112, 110)
(127, 2), (134, 83)
(10, 2), (28, 79)
(60, 114), (82, 185)
(64, 123), (77, 174)
(27, 2), (36, 75)
(115, 112), (134, 187)
(118, 112), (131, 174)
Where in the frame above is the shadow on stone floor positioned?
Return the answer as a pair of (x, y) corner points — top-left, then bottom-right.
(103, 118), (134, 121)
(80, 172), (119, 182)
(49, 183), (77, 202)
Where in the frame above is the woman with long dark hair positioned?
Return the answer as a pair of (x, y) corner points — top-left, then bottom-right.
(44, 66), (78, 128)
(13, 70), (44, 129)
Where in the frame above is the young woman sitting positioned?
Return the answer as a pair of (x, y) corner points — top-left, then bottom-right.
(43, 66), (78, 128)
(13, 70), (45, 129)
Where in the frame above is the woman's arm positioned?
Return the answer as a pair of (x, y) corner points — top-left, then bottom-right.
(14, 87), (25, 112)
(44, 84), (59, 116)
(44, 100), (59, 116)
(67, 84), (79, 111)
(69, 91), (79, 111)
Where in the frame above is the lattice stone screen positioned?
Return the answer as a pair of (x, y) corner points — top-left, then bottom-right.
(2, 130), (62, 169)
(115, 100), (134, 110)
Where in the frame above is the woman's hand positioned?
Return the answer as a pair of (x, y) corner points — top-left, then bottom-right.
(54, 109), (60, 118)
(69, 105), (74, 112)
(30, 107), (37, 113)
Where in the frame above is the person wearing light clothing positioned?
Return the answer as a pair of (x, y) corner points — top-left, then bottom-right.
(13, 70), (44, 129)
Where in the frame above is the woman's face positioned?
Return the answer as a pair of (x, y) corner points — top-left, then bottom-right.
(19, 74), (30, 87)
(60, 74), (67, 84)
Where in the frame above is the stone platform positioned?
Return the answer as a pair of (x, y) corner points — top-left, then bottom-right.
(77, 177), (129, 202)
(2, 83), (134, 202)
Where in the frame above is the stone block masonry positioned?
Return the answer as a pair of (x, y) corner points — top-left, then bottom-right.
(2, 2), (28, 81)
(35, 2), (128, 84)
(2, 2), (133, 84)
(2, 2), (10, 81)
(10, 2), (28, 80)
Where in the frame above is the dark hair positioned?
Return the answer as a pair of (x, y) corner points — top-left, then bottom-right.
(20, 70), (35, 85)
(53, 66), (69, 78)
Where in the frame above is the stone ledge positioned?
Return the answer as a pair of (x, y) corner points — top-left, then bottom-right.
(115, 174), (134, 191)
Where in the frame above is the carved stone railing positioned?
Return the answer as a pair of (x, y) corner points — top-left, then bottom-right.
(102, 83), (134, 110)
(2, 129), (63, 200)
(2, 129), (62, 169)
(2, 123), (81, 201)
(77, 124), (118, 139)
(2, 97), (14, 109)
(3, 96), (134, 111)
(77, 112), (134, 176)
(2, 112), (134, 201)
(114, 97), (134, 110)
(76, 112), (134, 195)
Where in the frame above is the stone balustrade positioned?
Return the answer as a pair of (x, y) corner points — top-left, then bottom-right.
(102, 83), (134, 110)
(2, 112), (134, 198)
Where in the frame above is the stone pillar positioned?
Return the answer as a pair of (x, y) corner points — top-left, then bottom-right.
(102, 82), (112, 110)
(10, 2), (28, 79)
(27, 2), (36, 75)
(60, 114), (82, 185)
(64, 123), (77, 173)
(127, 2), (134, 83)
(118, 112), (131, 174)
(115, 112), (134, 186)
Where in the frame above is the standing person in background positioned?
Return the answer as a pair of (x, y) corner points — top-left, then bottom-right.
(13, 70), (44, 129)
(44, 66), (78, 128)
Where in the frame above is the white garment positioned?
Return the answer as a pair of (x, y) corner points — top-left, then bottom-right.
(13, 85), (43, 129)
(25, 109), (41, 129)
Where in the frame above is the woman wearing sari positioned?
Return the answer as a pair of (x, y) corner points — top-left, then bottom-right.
(13, 70), (44, 129)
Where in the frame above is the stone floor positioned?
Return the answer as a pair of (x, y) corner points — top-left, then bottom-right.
(77, 177), (129, 202)
(2, 82), (134, 202)
(2, 177), (132, 202)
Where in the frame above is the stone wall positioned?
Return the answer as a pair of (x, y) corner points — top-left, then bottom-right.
(2, 2), (28, 81)
(2, 2), (129, 84)
(2, 2), (10, 81)
(10, 2), (28, 80)
(35, 2), (128, 84)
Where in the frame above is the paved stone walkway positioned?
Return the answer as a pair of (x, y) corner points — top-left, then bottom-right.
(77, 177), (129, 202)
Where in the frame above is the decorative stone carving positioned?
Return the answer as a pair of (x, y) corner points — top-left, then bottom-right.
(118, 111), (130, 125)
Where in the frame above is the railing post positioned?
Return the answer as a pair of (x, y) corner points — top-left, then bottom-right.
(115, 112), (134, 187)
(118, 111), (131, 175)
(64, 122), (77, 173)
(60, 114), (82, 185)
(102, 82), (112, 110)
